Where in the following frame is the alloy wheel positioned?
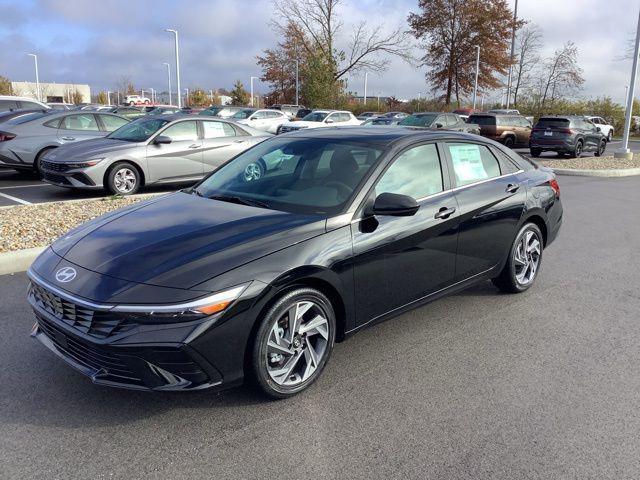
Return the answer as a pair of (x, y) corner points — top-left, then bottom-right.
(113, 167), (137, 194)
(243, 162), (263, 182)
(265, 301), (330, 387)
(514, 230), (541, 286)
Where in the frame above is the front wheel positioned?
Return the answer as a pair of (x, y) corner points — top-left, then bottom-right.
(106, 162), (140, 195)
(492, 222), (543, 293)
(252, 288), (336, 399)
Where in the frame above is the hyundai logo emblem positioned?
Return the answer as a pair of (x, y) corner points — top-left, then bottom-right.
(55, 266), (77, 283)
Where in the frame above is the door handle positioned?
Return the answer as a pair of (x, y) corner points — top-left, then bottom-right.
(434, 206), (456, 219)
(188, 143), (201, 149)
(506, 183), (520, 193)
(61, 136), (75, 141)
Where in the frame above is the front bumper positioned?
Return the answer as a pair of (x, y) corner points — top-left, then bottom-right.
(529, 138), (573, 152)
(28, 280), (225, 391)
(40, 160), (106, 189)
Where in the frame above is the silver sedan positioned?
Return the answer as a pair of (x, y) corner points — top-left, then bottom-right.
(0, 110), (130, 174)
(40, 115), (271, 195)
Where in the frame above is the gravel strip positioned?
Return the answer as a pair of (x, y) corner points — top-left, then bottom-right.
(0, 195), (155, 253)
(538, 155), (640, 170)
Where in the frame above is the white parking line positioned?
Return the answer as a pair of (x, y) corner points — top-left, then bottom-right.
(0, 184), (46, 190)
(0, 192), (32, 205)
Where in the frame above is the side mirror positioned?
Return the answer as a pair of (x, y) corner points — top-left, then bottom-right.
(325, 118), (334, 124)
(435, 123), (443, 129)
(154, 135), (172, 145)
(372, 192), (419, 217)
(596, 126), (601, 132)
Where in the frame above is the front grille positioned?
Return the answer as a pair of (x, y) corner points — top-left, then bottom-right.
(36, 315), (145, 386)
(43, 172), (71, 185)
(41, 160), (71, 172)
(29, 282), (136, 339)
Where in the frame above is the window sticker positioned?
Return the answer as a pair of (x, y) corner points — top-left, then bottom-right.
(449, 144), (488, 183)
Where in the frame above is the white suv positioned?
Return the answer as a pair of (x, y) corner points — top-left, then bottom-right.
(124, 95), (151, 106)
(233, 108), (290, 134)
(278, 110), (361, 133)
(586, 116), (614, 141)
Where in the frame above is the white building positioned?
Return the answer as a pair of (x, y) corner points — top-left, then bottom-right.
(11, 81), (91, 103)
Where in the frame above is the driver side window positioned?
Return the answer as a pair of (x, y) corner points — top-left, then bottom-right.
(375, 144), (444, 200)
(161, 121), (198, 142)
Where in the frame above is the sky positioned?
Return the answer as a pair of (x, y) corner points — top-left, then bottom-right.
(0, 0), (636, 103)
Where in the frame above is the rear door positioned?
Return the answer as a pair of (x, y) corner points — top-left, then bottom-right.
(200, 120), (251, 173)
(351, 142), (460, 324)
(145, 120), (203, 183)
(582, 119), (601, 150)
(56, 113), (105, 144)
(443, 141), (527, 281)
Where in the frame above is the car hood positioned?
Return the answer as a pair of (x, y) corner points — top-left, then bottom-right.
(49, 192), (326, 290)
(46, 138), (141, 162)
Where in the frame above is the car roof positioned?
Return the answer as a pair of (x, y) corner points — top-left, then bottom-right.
(278, 125), (480, 143)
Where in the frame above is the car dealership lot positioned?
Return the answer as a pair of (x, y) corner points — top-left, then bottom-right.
(1, 175), (639, 479)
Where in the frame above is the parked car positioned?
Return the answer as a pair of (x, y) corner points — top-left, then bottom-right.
(364, 117), (402, 126)
(80, 105), (114, 112)
(488, 109), (520, 115)
(27, 128), (563, 397)
(0, 95), (50, 113)
(468, 113), (532, 148)
(278, 110), (361, 133)
(585, 116), (614, 142)
(0, 109), (51, 124)
(199, 105), (247, 118)
(529, 115), (607, 158)
(294, 108), (313, 119)
(398, 112), (480, 134)
(108, 106), (146, 119)
(377, 111), (409, 121)
(452, 108), (481, 122)
(40, 115), (270, 194)
(145, 105), (182, 115)
(47, 102), (74, 110)
(0, 111), (129, 174)
(269, 104), (305, 119)
(124, 95), (151, 106)
(357, 111), (382, 121)
(232, 108), (290, 134)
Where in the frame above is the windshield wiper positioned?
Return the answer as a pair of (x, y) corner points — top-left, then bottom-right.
(208, 194), (271, 209)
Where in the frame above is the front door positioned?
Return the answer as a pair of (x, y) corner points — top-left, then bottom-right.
(145, 120), (203, 183)
(443, 141), (527, 281)
(351, 143), (460, 325)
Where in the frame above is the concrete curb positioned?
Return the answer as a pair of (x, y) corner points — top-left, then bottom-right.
(0, 246), (46, 275)
(551, 167), (640, 177)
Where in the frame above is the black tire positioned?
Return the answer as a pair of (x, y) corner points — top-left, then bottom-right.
(503, 136), (515, 149)
(33, 147), (56, 177)
(570, 140), (583, 158)
(595, 139), (606, 157)
(105, 162), (141, 195)
(252, 288), (336, 399)
(530, 148), (541, 158)
(492, 222), (544, 294)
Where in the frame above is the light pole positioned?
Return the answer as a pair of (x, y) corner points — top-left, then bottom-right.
(210, 89), (214, 104)
(184, 88), (189, 106)
(107, 91), (111, 106)
(163, 62), (172, 106)
(363, 72), (368, 105)
(27, 53), (40, 101)
(616, 7), (640, 159)
(150, 88), (155, 104)
(625, 84), (629, 106)
(505, 0), (519, 109)
(250, 76), (258, 107)
(472, 45), (480, 110)
(295, 58), (299, 105)
(165, 29), (181, 108)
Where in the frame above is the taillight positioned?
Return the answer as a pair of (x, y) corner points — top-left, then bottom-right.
(549, 178), (560, 198)
(0, 131), (16, 142)
(558, 128), (574, 134)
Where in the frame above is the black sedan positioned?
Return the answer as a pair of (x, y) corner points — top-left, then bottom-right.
(27, 127), (563, 398)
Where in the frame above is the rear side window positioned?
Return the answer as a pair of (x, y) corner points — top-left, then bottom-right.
(469, 115), (495, 126)
(202, 121), (236, 138)
(60, 114), (100, 131)
(447, 143), (501, 186)
(376, 144), (443, 199)
(0, 100), (20, 112)
(536, 118), (570, 128)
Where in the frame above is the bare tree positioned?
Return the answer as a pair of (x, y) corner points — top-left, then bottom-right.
(512, 24), (543, 108)
(539, 42), (584, 108)
(272, 0), (412, 81)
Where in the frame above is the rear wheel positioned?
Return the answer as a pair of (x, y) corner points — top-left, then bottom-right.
(595, 139), (606, 157)
(530, 148), (541, 158)
(492, 223), (543, 293)
(252, 288), (336, 399)
(106, 162), (140, 195)
(33, 147), (56, 177)
(570, 140), (583, 158)
(503, 136), (515, 149)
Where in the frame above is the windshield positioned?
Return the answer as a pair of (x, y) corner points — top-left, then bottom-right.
(399, 114), (437, 127)
(301, 112), (328, 122)
(107, 118), (170, 142)
(232, 109), (255, 119)
(194, 137), (384, 215)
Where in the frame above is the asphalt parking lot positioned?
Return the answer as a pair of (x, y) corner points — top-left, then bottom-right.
(1, 139), (639, 207)
(1, 174), (640, 479)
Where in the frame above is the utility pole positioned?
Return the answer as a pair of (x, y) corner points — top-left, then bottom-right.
(505, 0), (519, 109)
(363, 72), (368, 105)
(27, 53), (40, 101)
(163, 63), (172, 106)
(165, 29), (181, 108)
(472, 45), (480, 110)
(616, 6), (640, 159)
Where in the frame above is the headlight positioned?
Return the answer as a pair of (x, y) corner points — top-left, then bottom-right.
(66, 158), (105, 169)
(111, 284), (248, 324)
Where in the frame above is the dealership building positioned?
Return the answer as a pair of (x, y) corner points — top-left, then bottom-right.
(11, 81), (91, 103)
